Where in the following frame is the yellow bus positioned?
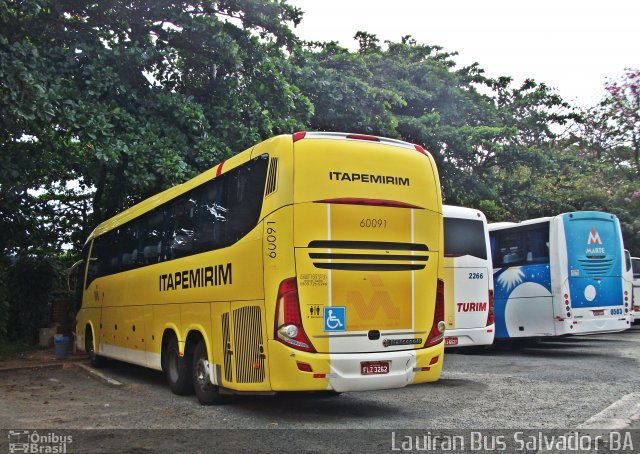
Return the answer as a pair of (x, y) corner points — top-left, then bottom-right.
(74, 131), (445, 404)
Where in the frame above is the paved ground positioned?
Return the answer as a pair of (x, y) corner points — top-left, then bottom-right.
(1, 325), (639, 452)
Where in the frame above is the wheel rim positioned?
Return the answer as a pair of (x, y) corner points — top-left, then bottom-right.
(195, 357), (210, 392)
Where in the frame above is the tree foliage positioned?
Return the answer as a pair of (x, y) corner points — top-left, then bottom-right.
(1, 0), (639, 265)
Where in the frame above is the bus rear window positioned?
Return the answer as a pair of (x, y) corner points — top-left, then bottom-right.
(444, 218), (487, 260)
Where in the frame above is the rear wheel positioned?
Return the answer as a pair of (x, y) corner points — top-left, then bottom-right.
(85, 326), (105, 368)
(164, 335), (194, 395)
(192, 339), (229, 405)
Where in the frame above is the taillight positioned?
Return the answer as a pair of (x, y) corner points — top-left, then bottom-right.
(425, 279), (445, 347)
(346, 133), (380, 142)
(274, 278), (315, 352)
(486, 289), (495, 326)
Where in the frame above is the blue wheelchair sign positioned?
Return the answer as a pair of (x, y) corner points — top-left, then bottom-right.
(324, 307), (346, 332)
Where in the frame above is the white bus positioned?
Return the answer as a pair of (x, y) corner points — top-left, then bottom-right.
(488, 211), (631, 339)
(442, 205), (495, 348)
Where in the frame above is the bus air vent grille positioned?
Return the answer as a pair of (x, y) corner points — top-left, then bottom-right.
(221, 312), (233, 383)
(308, 240), (429, 271)
(233, 306), (265, 383)
(577, 258), (614, 276)
(264, 157), (278, 196)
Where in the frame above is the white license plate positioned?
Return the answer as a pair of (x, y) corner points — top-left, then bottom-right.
(361, 361), (389, 375)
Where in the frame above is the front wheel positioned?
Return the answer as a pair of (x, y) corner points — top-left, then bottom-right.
(192, 340), (229, 405)
(85, 327), (105, 368)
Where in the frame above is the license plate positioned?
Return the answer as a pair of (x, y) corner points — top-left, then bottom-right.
(361, 361), (389, 375)
(445, 337), (458, 346)
(592, 310), (604, 316)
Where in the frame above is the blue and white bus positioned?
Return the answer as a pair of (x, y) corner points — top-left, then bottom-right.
(488, 211), (631, 339)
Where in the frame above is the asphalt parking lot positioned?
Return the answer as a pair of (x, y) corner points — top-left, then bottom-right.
(1, 325), (639, 452)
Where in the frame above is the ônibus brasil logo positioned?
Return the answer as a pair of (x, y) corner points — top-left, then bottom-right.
(586, 227), (605, 255)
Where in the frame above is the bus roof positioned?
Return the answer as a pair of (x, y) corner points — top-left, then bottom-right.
(293, 131), (426, 154)
(443, 205), (487, 222)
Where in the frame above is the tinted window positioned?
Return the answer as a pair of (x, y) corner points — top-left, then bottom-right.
(87, 155), (269, 279)
(632, 258), (640, 279)
(444, 217), (487, 260)
(490, 222), (550, 268)
(169, 195), (197, 259)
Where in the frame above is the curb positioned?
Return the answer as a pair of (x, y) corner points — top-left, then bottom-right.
(74, 362), (124, 387)
(0, 362), (66, 373)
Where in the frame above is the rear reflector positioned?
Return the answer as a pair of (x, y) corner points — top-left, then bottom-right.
(346, 134), (380, 142)
(486, 289), (495, 326)
(292, 131), (306, 142)
(297, 362), (313, 372)
(316, 198), (422, 209)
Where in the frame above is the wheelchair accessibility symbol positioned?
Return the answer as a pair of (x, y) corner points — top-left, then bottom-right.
(324, 307), (346, 332)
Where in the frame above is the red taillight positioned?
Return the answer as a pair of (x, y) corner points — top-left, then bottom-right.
(292, 131), (306, 142)
(425, 279), (445, 347)
(316, 198), (422, 209)
(486, 289), (495, 326)
(346, 134), (380, 142)
(274, 278), (315, 352)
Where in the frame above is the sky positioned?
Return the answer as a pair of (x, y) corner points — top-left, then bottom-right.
(288, 0), (640, 108)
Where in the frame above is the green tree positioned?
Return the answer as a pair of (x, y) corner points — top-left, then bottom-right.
(602, 68), (640, 172)
(0, 0), (312, 257)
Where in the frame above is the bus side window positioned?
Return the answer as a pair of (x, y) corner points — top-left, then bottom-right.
(169, 195), (197, 259)
(121, 222), (140, 271)
(140, 209), (163, 264)
(86, 239), (100, 289)
(224, 156), (269, 244)
(195, 178), (227, 252)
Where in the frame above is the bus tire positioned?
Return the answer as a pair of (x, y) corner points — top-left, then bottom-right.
(192, 339), (228, 405)
(165, 335), (194, 396)
(85, 326), (105, 368)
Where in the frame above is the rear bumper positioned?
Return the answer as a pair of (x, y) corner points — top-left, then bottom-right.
(267, 340), (443, 392)
(444, 325), (495, 347)
(561, 316), (630, 335)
